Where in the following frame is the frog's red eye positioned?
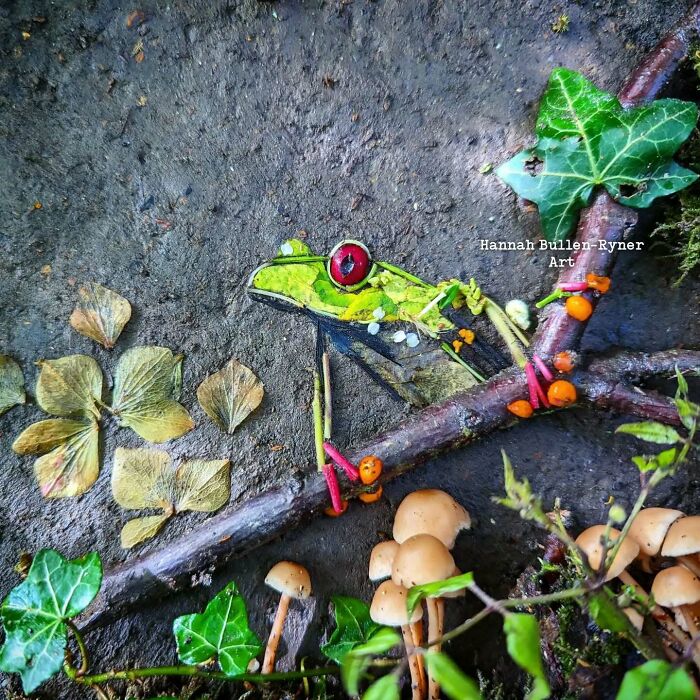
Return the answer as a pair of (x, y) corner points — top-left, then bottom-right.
(328, 241), (372, 287)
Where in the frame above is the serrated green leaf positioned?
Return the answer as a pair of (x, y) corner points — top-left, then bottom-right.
(616, 422), (682, 444)
(675, 366), (689, 400)
(0, 549), (102, 693)
(675, 398), (699, 431)
(111, 346), (194, 442)
(341, 628), (401, 697)
(173, 582), (262, 677)
(69, 282), (132, 349)
(588, 591), (629, 634)
(0, 355), (25, 415)
(321, 596), (382, 664)
(197, 358), (264, 434)
(496, 68), (698, 241)
(424, 651), (483, 700)
(112, 447), (230, 548)
(407, 572), (474, 615)
(35, 355), (102, 419)
(362, 674), (400, 700)
(503, 613), (550, 700)
(616, 660), (696, 700)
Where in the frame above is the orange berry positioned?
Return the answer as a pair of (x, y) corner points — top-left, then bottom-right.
(324, 500), (348, 517)
(553, 351), (575, 373)
(359, 455), (383, 485)
(547, 380), (577, 407)
(507, 400), (534, 418)
(358, 485), (383, 504)
(586, 273), (611, 294)
(565, 295), (593, 321)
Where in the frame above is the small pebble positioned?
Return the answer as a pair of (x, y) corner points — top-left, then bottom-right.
(392, 330), (406, 343)
(372, 307), (386, 320)
(406, 333), (419, 348)
(280, 241), (294, 255)
(367, 322), (380, 335)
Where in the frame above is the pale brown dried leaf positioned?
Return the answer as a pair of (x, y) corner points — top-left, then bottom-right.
(69, 283), (132, 349)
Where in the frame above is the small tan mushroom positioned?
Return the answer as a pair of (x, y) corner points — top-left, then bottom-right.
(369, 540), (400, 582)
(652, 565), (700, 667)
(576, 525), (689, 654)
(393, 534), (456, 700)
(262, 561), (312, 673)
(393, 489), (471, 548)
(370, 580), (424, 700)
(628, 507), (684, 572)
(661, 515), (700, 577)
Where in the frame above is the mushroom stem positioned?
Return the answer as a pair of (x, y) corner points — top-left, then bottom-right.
(410, 620), (427, 698)
(401, 624), (423, 700)
(426, 598), (444, 699)
(619, 571), (690, 654)
(678, 606), (700, 670)
(679, 555), (700, 579)
(262, 593), (291, 673)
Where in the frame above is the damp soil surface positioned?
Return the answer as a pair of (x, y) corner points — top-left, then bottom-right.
(1, 0), (700, 698)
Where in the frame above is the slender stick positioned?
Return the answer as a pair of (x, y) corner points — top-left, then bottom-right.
(312, 370), (326, 472)
(322, 351), (332, 441)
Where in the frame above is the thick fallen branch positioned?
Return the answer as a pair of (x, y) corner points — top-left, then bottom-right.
(79, 2), (700, 631)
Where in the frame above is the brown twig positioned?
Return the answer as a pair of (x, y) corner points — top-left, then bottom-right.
(79, 3), (700, 631)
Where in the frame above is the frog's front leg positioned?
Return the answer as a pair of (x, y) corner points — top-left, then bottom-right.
(313, 328), (359, 515)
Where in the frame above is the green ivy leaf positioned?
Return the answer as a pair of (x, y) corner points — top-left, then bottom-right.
(321, 596), (382, 664)
(496, 68), (698, 241)
(0, 549), (102, 693)
(588, 591), (630, 634)
(616, 422), (682, 444)
(407, 572), (474, 615)
(35, 355), (102, 419)
(341, 627), (401, 697)
(111, 346), (194, 442)
(362, 674), (400, 700)
(173, 582), (262, 677)
(424, 651), (483, 699)
(0, 355), (25, 415)
(503, 613), (550, 700)
(616, 660), (696, 700)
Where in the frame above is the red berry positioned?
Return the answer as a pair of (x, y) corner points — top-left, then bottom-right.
(329, 242), (371, 286)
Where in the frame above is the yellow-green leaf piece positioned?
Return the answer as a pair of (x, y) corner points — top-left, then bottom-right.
(120, 514), (171, 549)
(35, 355), (102, 419)
(69, 282), (132, 349)
(196, 358), (264, 434)
(110, 346), (194, 443)
(13, 418), (99, 498)
(0, 355), (25, 415)
(112, 447), (230, 548)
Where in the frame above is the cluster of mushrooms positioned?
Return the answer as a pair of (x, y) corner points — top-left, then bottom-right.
(368, 489), (472, 700)
(576, 510), (700, 659)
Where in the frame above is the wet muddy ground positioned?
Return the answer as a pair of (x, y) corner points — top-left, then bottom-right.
(1, 0), (699, 697)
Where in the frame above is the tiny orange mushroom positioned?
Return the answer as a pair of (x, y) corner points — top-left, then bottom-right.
(586, 273), (611, 294)
(565, 295), (593, 321)
(507, 400), (534, 418)
(547, 380), (577, 407)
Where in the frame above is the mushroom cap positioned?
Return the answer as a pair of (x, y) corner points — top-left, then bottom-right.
(392, 534), (456, 588)
(575, 525), (639, 582)
(370, 579), (422, 626)
(661, 515), (700, 557)
(369, 540), (400, 582)
(628, 508), (684, 557)
(393, 489), (471, 549)
(264, 561), (312, 599)
(651, 565), (700, 608)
